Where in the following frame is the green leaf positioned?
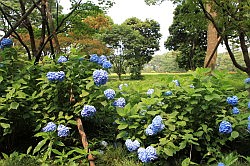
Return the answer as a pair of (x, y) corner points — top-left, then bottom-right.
(118, 124), (128, 130)
(0, 123), (10, 129)
(181, 158), (190, 166)
(51, 149), (62, 155)
(116, 131), (127, 139)
(0, 76), (3, 83)
(33, 139), (48, 154)
(9, 102), (19, 110)
(117, 107), (127, 116)
(163, 148), (174, 156)
(146, 111), (160, 116)
(231, 131), (239, 139)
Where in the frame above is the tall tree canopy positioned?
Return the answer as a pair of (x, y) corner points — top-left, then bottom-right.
(123, 17), (162, 79)
(164, 1), (207, 70)
(102, 17), (161, 79)
(145, 0), (250, 76)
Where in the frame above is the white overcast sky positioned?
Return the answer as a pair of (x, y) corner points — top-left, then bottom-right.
(61, 0), (176, 55)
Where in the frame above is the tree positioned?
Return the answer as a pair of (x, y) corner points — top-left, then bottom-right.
(145, 0), (250, 77)
(102, 24), (144, 80)
(123, 17), (162, 79)
(164, 2), (207, 70)
(0, 0), (113, 64)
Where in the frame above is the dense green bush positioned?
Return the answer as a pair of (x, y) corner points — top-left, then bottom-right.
(110, 68), (250, 165)
(0, 46), (249, 165)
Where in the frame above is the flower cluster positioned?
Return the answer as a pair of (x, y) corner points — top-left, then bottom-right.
(42, 122), (57, 132)
(104, 89), (116, 100)
(232, 107), (240, 114)
(226, 96), (238, 106)
(98, 55), (107, 65)
(81, 105), (96, 117)
(57, 56), (68, 63)
(57, 124), (70, 137)
(218, 162), (225, 166)
(125, 139), (140, 152)
(90, 54), (99, 63)
(219, 120), (232, 134)
(190, 84), (195, 88)
(113, 97), (126, 108)
(145, 115), (165, 136)
(137, 146), (158, 163)
(0, 38), (13, 49)
(118, 83), (128, 90)
(46, 71), (65, 82)
(248, 102), (250, 109)
(42, 122), (70, 137)
(147, 89), (154, 96)
(172, 80), (180, 86)
(102, 60), (112, 69)
(93, 69), (108, 86)
(164, 91), (172, 96)
(90, 54), (112, 69)
(244, 78), (250, 84)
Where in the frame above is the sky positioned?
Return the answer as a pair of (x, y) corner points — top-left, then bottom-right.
(61, 0), (176, 55)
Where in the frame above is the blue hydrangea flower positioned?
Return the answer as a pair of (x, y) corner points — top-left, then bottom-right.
(90, 54), (99, 63)
(81, 105), (96, 117)
(93, 69), (108, 86)
(125, 139), (140, 152)
(113, 97), (126, 108)
(46, 71), (65, 82)
(102, 60), (112, 69)
(164, 91), (172, 96)
(244, 78), (250, 84)
(248, 116), (250, 121)
(145, 115), (164, 135)
(146, 146), (158, 161)
(57, 124), (70, 137)
(147, 89), (154, 96)
(98, 55), (107, 65)
(138, 148), (148, 163)
(172, 80), (180, 86)
(56, 71), (66, 81)
(118, 83), (128, 90)
(57, 56), (68, 63)
(219, 120), (232, 134)
(42, 122), (57, 132)
(1, 38), (13, 48)
(226, 96), (238, 106)
(248, 102), (250, 109)
(145, 124), (155, 136)
(218, 162), (225, 166)
(137, 146), (157, 163)
(232, 107), (240, 114)
(152, 115), (165, 130)
(104, 89), (116, 100)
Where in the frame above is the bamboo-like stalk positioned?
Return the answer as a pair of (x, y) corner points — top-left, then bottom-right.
(76, 118), (95, 166)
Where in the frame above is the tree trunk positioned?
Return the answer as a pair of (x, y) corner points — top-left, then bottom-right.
(204, 3), (218, 70)
(45, 1), (61, 53)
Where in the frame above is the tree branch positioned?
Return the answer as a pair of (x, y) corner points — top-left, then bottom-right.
(1, 0), (41, 39)
(223, 36), (247, 72)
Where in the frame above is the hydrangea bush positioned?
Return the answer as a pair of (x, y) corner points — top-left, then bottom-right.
(111, 68), (250, 165)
